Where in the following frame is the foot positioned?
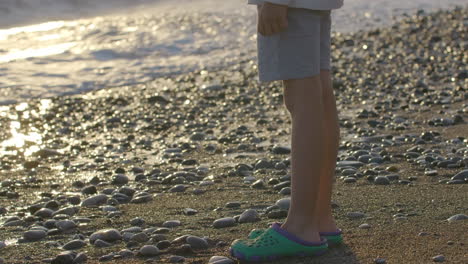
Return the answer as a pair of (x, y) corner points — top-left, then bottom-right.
(230, 222), (328, 262)
(280, 222), (321, 243)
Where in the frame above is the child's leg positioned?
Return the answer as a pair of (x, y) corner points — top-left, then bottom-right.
(315, 69), (340, 232)
(281, 75), (324, 243)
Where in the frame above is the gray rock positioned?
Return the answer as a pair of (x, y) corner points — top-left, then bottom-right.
(93, 239), (112, 247)
(34, 208), (54, 218)
(74, 252), (87, 263)
(0, 257), (4, 264)
(432, 255), (445, 262)
(451, 170), (468, 181)
(131, 232), (149, 243)
(447, 214), (467, 222)
(51, 252), (74, 264)
(112, 174), (129, 185)
(272, 145), (291, 154)
(24, 230), (47, 241)
(347, 212), (366, 219)
(336, 161), (365, 168)
(89, 229), (122, 243)
(213, 217), (236, 228)
(55, 220), (77, 231)
(374, 176), (390, 185)
(359, 223), (371, 229)
(279, 187), (291, 195)
(139, 245), (160, 256)
(0, 241), (6, 249)
(209, 256), (235, 264)
(374, 258), (386, 264)
(225, 201), (241, 208)
(81, 194), (108, 207)
(169, 185), (187, 193)
(251, 179), (265, 189)
(163, 220), (181, 228)
(344, 177), (357, 183)
(275, 197), (291, 210)
(169, 255), (185, 263)
(238, 209), (260, 223)
(186, 236), (209, 250)
(62, 239), (86, 250)
(53, 207), (79, 217)
(183, 208), (198, 216)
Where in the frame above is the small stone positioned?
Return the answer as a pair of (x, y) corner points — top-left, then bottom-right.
(270, 145), (291, 155)
(374, 258), (386, 264)
(336, 161), (365, 168)
(278, 187), (291, 195)
(24, 230), (47, 241)
(374, 176), (390, 185)
(55, 220), (77, 231)
(140, 245), (160, 256)
(131, 232), (149, 243)
(238, 209), (260, 223)
(51, 252), (74, 264)
(213, 217), (236, 228)
(275, 197), (291, 210)
(130, 217), (145, 226)
(432, 255), (445, 262)
(34, 208), (54, 218)
(251, 180), (265, 189)
(93, 239), (112, 248)
(62, 239), (86, 250)
(359, 223), (371, 229)
(74, 252), (87, 263)
(451, 170), (468, 181)
(447, 214), (467, 222)
(343, 177), (357, 183)
(163, 220), (181, 228)
(347, 212), (366, 219)
(183, 208), (198, 216)
(186, 236), (209, 250)
(81, 194), (108, 207)
(156, 240), (172, 250)
(89, 229), (122, 243)
(112, 174), (129, 185)
(169, 185), (187, 193)
(169, 255), (185, 263)
(225, 201), (241, 208)
(424, 170), (438, 176)
(0, 241), (5, 249)
(209, 256), (235, 264)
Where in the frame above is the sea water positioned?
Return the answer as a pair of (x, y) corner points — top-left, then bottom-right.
(0, 0), (466, 104)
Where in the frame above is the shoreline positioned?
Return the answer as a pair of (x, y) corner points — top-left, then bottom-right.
(0, 6), (467, 264)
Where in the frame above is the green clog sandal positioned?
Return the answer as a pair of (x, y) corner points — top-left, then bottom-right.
(229, 222), (328, 262)
(248, 223), (343, 246)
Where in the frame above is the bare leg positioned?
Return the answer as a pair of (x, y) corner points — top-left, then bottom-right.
(315, 70), (340, 232)
(281, 75), (324, 243)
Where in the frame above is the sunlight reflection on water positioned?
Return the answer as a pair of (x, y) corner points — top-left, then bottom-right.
(0, 99), (52, 157)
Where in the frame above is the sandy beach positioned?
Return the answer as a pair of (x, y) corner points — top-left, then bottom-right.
(0, 5), (467, 264)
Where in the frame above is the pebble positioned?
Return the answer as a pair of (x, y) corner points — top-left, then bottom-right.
(359, 223), (371, 229)
(279, 187), (291, 195)
(169, 255), (185, 263)
(374, 258), (386, 264)
(156, 240), (171, 250)
(213, 217), (236, 228)
(94, 239), (112, 247)
(51, 252), (75, 264)
(238, 209), (260, 223)
(163, 220), (181, 228)
(89, 229), (122, 243)
(337, 161), (364, 168)
(34, 208), (54, 218)
(112, 174), (129, 184)
(183, 208), (198, 215)
(271, 145), (291, 154)
(275, 197), (291, 210)
(131, 232), (149, 243)
(251, 179), (265, 189)
(0, 241), (5, 249)
(186, 236), (209, 250)
(432, 255), (445, 262)
(209, 256), (235, 264)
(374, 176), (390, 185)
(0, 258), (4, 264)
(24, 230), (47, 241)
(55, 220), (77, 231)
(169, 184), (187, 192)
(140, 245), (160, 256)
(74, 253), (87, 263)
(446, 214), (467, 222)
(225, 201), (241, 208)
(347, 212), (366, 219)
(451, 169), (468, 181)
(81, 194), (109, 207)
(344, 177), (357, 183)
(62, 239), (86, 250)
